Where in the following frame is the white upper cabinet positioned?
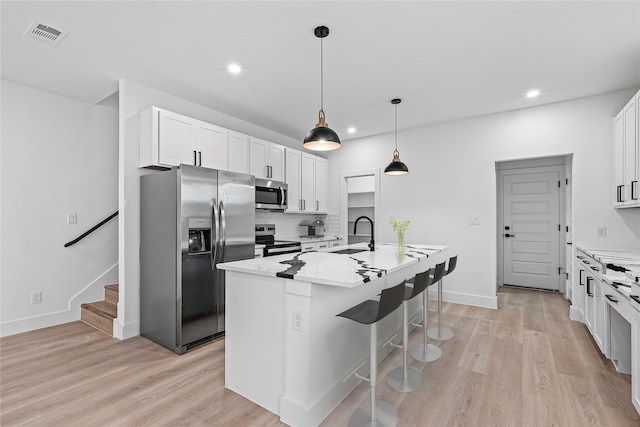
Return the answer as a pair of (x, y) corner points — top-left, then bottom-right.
(197, 121), (228, 170)
(139, 107), (228, 169)
(285, 148), (302, 212)
(301, 153), (316, 212)
(250, 137), (285, 181)
(613, 90), (640, 208)
(228, 131), (250, 174)
(315, 157), (328, 213)
(284, 148), (328, 214)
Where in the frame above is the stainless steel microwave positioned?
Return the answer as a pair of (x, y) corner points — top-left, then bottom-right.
(255, 178), (288, 211)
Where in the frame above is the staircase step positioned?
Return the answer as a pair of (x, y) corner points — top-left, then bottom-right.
(104, 284), (119, 304)
(81, 301), (117, 336)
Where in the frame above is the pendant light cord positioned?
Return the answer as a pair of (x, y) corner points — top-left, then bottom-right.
(320, 36), (324, 111)
(394, 103), (398, 151)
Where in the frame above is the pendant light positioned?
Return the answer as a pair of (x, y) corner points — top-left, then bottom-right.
(303, 26), (341, 151)
(384, 98), (409, 175)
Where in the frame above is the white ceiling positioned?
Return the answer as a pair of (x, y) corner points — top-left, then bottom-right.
(2, 1), (639, 142)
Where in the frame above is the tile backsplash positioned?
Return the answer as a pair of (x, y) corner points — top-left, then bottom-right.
(255, 211), (340, 239)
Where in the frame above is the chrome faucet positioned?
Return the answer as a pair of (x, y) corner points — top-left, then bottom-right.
(354, 216), (375, 251)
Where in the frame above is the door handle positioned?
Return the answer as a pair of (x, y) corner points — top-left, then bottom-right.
(316, 200), (319, 211)
(219, 201), (226, 262)
(632, 181), (638, 200)
(211, 199), (219, 269)
(194, 150), (198, 166)
(198, 151), (202, 166)
(605, 294), (618, 303)
(504, 234), (515, 238)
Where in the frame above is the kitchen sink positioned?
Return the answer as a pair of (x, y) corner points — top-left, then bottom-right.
(330, 248), (368, 255)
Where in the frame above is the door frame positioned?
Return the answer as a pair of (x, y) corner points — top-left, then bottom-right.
(339, 169), (381, 245)
(496, 156), (570, 293)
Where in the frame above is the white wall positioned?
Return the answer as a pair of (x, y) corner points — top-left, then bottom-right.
(1, 80), (119, 336)
(326, 90), (640, 308)
(118, 79), (314, 338)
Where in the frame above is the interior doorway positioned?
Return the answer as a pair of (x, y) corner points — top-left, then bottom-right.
(496, 156), (572, 293)
(339, 170), (380, 246)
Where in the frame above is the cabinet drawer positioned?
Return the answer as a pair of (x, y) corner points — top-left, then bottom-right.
(604, 283), (631, 322)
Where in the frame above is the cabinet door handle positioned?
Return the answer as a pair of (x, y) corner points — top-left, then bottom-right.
(265, 165), (269, 178)
(632, 181), (638, 201)
(268, 165), (273, 178)
(579, 269), (584, 286)
(303, 200), (306, 210)
(194, 150), (197, 166)
(198, 151), (202, 166)
(631, 295), (640, 304)
(586, 276), (593, 297)
(605, 294), (618, 303)
(316, 201), (319, 211)
(504, 233), (515, 238)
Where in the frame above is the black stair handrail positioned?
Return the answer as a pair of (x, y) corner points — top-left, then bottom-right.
(64, 211), (118, 248)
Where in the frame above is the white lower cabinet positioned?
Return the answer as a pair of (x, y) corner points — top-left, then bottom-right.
(632, 305), (640, 414)
(301, 241), (331, 252)
(594, 277), (606, 354)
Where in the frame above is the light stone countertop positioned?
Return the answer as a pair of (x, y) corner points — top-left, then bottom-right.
(218, 242), (448, 288)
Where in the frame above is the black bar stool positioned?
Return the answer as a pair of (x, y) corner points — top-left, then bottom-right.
(385, 268), (433, 392)
(427, 256), (457, 341)
(409, 262), (446, 362)
(337, 280), (406, 427)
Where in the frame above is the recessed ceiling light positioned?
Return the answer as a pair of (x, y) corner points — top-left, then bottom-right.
(347, 127), (356, 134)
(228, 63), (242, 74)
(526, 89), (540, 98)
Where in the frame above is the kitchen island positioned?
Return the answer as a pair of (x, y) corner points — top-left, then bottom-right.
(217, 242), (449, 427)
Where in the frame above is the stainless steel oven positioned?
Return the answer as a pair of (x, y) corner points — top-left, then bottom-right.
(255, 178), (288, 211)
(255, 224), (301, 257)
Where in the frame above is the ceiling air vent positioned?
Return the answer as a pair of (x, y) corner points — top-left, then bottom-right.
(23, 21), (67, 47)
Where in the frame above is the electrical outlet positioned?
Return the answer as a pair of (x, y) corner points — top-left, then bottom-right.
(292, 310), (303, 332)
(31, 291), (42, 304)
(468, 215), (480, 225)
(597, 226), (606, 238)
(67, 213), (77, 224)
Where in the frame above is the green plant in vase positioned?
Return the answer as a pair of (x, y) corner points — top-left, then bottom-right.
(390, 219), (411, 252)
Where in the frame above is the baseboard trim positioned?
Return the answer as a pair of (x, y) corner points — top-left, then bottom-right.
(0, 264), (118, 338)
(427, 288), (498, 309)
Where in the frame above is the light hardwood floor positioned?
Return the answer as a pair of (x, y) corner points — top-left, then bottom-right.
(1, 286), (638, 426)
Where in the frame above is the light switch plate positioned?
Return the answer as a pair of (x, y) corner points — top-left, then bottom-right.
(597, 226), (606, 238)
(67, 213), (77, 224)
(468, 215), (480, 225)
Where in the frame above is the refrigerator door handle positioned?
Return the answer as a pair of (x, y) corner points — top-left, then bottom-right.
(211, 198), (220, 269)
(219, 200), (227, 262)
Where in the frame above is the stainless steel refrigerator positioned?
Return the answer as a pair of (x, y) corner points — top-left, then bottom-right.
(140, 164), (255, 354)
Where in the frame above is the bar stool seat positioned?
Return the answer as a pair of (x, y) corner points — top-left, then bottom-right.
(337, 280), (406, 427)
(427, 255), (457, 341)
(409, 262), (446, 362)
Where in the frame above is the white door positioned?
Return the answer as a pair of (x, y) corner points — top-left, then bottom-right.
(503, 171), (561, 290)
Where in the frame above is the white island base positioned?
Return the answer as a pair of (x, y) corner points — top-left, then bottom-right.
(220, 244), (448, 426)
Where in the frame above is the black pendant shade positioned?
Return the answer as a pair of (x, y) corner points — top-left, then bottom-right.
(303, 110), (341, 151)
(384, 150), (409, 175)
(303, 26), (341, 151)
(384, 98), (409, 175)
